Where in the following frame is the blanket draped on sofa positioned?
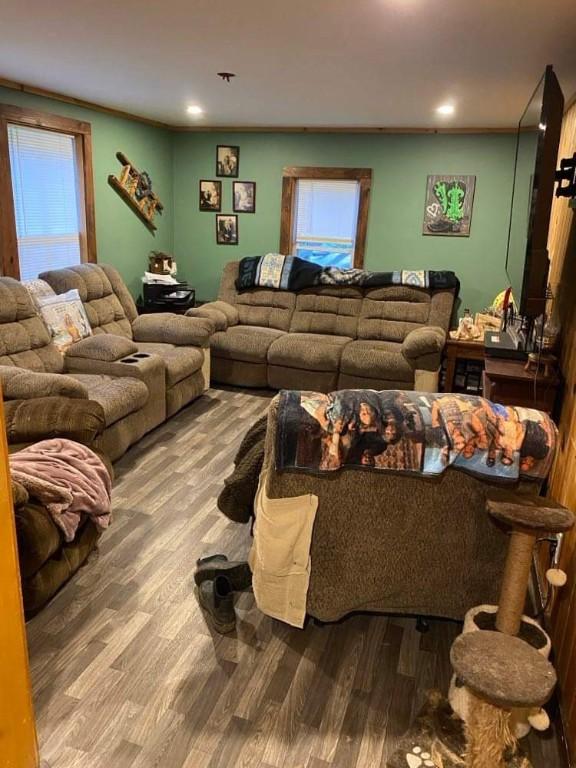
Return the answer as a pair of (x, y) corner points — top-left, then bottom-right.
(10, 438), (112, 542)
(236, 254), (460, 293)
(276, 390), (556, 483)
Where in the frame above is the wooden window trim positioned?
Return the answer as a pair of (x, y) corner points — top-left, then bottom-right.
(280, 166), (372, 268)
(0, 103), (96, 280)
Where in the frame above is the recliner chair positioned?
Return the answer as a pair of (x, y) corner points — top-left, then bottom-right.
(39, 264), (213, 418)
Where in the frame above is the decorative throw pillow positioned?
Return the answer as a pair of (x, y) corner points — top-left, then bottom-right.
(36, 289), (92, 352)
(23, 278), (56, 308)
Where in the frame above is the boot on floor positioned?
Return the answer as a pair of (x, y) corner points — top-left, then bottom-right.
(194, 556), (252, 591)
(198, 574), (236, 634)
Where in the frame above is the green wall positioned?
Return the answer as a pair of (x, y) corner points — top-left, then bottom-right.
(0, 87), (517, 313)
(173, 132), (517, 312)
(0, 87), (173, 297)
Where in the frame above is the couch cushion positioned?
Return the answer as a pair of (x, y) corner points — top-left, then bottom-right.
(340, 339), (414, 382)
(235, 290), (295, 331)
(268, 333), (352, 372)
(358, 289), (432, 342)
(71, 374), (148, 427)
(40, 265), (134, 338)
(135, 342), (203, 387)
(212, 326), (286, 364)
(289, 291), (362, 338)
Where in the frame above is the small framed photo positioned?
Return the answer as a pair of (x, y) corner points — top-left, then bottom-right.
(199, 180), (222, 211)
(216, 145), (239, 177)
(216, 214), (238, 245)
(233, 181), (256, 213)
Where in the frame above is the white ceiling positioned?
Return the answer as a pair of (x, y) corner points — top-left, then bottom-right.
(0, 0), (575, 129)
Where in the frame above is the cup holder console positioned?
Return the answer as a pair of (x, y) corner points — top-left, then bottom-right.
(121, 352), (151, 364)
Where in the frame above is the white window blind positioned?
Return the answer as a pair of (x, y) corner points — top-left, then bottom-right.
(8, 124), (83, 281)
(293, 179), (360, 269)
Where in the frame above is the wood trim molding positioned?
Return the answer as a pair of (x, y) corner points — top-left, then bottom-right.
(0, 103), (97, 277)
(0, 116), (19, 278)
(279, 166), (372, 268)
(0, 75), (521, 134)
(172, 124), (518, 134)
(0, 76), (172, 130)
(282, 166), (372, 180)
(0, 103), (91, 135)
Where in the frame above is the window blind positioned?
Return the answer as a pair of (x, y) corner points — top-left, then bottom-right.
(8, 124), (82, 281)
(293, 179), (360, 269)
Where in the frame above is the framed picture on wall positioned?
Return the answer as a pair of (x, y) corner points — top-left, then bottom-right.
(233, 181), (256, 213)
(199, 180), (222, 211)
(422, 174), (476, 236)
(216, 145), (239, 177)
(216, 214), (238, 245)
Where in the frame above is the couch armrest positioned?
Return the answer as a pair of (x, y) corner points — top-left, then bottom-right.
(65, 334), (138, 362)
(402, 326), (446, 363)
(4, 397), (105, 446)
(186, 300), (239, 331)
(132, 313), (214, 347)
(0, 366), (88, 400)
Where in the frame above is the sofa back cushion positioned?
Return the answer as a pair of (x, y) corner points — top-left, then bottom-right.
(39, 264), (136, 338)
(0, 277), (64, 372)
(358, 286), (441, 342)
(289, 288), (363, 337)
(235, 290), (296, 331)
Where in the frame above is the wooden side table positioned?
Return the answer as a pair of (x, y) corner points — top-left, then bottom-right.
(443, 338), (485, 393)
(482, 358), (560, 414)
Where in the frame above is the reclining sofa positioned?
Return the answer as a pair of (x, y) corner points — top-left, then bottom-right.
(0, 269), (212, 461)
(40, 264), (212, 419)
(189, 261), (455, 392)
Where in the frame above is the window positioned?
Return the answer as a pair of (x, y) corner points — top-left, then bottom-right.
(0, 104), (96, 280)
(280, 166), (371, 268)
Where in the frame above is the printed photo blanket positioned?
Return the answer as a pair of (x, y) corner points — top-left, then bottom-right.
(236, 254), (459, 293)
(276, 390), (557, 483)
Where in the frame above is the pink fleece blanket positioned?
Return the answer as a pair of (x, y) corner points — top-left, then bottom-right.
(10, 439), (112, 542)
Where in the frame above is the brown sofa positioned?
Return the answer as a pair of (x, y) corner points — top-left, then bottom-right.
(259, 397), (538, 622)
(40, 264), (213, 419)
(0, 276), (160, 461)
(188, 261), (455, 392)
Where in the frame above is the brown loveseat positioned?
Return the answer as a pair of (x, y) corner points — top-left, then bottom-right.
(40, 264), (213, 419)
(188, 261), (455, 392)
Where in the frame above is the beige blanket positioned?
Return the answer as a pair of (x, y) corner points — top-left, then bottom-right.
(10, 438), (112, 542)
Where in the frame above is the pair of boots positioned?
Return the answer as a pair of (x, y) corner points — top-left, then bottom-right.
(194, 554), (252, 634)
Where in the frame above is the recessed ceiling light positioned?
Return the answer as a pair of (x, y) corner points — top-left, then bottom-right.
(186, 105), (204, 116)
(436, 104), (455, 116)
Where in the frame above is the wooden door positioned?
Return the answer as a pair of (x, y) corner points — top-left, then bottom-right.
(0, 386), (39, 767)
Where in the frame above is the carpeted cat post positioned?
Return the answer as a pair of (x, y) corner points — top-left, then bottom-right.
(388, 491), (573, 768)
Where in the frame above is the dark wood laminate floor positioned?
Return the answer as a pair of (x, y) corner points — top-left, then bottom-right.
(27, 388), (566, 768)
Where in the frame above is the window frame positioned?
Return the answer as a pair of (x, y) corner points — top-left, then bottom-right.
(0, 103), (96, 280)
(279, 166), (372, 269)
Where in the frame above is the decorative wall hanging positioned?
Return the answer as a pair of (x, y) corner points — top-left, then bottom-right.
(216, 214), (238, 245)
(199, 180), (222, 211)
(423, 174), (476, 236)
(555, 152), (576, 206)
(216, 145), (239, 177)
(108, 151), (163, 232)
(233, 181), (256, 213)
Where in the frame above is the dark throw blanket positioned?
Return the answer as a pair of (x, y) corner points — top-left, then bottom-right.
(236, 254), (459, 293)
(276, 390), (556, 484)
(217, 415), (267, 524)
